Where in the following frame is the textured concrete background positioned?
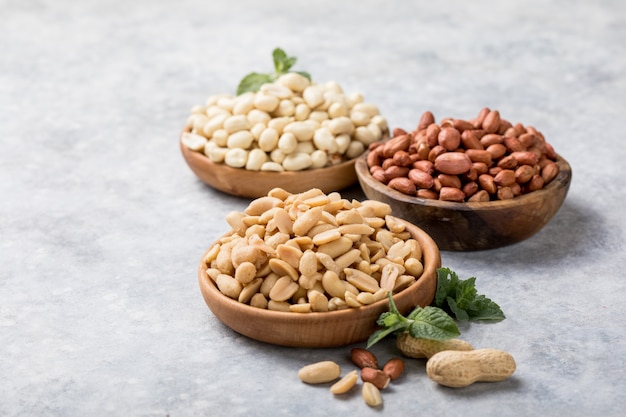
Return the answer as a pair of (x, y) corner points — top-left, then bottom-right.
(1, 0), (625, 416)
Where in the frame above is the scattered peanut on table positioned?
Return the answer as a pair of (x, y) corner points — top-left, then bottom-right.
(182, 74), (389, 171)
(425, 348), (516, 388)
(204, 188), (426, 312)
(366, 108), (560, 201)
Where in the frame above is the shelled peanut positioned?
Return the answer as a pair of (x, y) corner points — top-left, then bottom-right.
(366, 108), (560, 202)
(182, 74), (388, 171)
(203, 188), (425, 312)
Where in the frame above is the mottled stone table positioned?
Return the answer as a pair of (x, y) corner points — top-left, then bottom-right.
(1, 0), (625, 416)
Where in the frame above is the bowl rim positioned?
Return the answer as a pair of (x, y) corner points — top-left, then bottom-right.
(355, 152), (572, 211)
(197, 216), (441, 323)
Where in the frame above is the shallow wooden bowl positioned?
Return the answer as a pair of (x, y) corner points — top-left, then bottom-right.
(198, 217), (441, 348)
(356, 154), (572, 251)
(180, 130), (359, 198)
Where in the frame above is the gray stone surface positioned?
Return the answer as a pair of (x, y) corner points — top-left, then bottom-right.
(1, 0), (625, 416)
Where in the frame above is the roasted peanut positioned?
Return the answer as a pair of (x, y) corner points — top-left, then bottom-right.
(362, 382), (383, 407)
(330, 370), (358, 394)
(207, 188), (427, 311)
(298, 361), (341, 384)
(426, 349), (516, 388)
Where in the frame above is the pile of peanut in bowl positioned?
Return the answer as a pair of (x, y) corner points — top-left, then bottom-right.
(203, 187), (428, 313)
(366, 108), (561, 202)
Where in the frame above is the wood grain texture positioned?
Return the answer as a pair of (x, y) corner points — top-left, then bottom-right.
(180, 130), (358, 198)
(197, 217), (440, 348)
(356, 154), (572, 251)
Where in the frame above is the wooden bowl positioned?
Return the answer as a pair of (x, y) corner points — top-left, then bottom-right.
(356, 154), (572, 251)
(197, 217), (441, 348)
(180, 129), (359, 198)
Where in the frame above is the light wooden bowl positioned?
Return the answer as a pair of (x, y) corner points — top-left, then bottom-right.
(180, 129), (359, 198)
(198, 217), (441, 348)
(356, 154), (572, 251)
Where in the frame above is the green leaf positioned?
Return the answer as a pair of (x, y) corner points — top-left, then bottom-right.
(367, 293), (457, 348)
(446, 297), (469, 321)
(366, 322), (406, 349)
(406, 306), (460, 340)
(236, 48), (310, 95)
(272, 48), (296, 73)
(432, 267), (506, 322)
(236, 72), (273, 95)
(470, 296), (506, 321)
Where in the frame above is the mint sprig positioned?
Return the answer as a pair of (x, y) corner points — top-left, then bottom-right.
(367, 293), (460, 348)
(236, 48), (311, 95)
(433, 267), (505, 322)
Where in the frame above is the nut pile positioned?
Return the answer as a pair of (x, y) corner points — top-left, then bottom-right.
(182, 73), (388, 171)
(297, 349), (406, 408)
(366, 108), (560, 201)
(203, 188), (425, 312)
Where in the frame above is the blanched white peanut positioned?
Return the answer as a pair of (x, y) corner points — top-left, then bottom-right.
(181, 132), (207, 151)
(313, 128), (338, 153)
(202, 114), (227, 137)
(267, 116), (292, 134)
(354, 125), (377, 145)
(227, 130), (254, 149)
(274, 99), (295, 117)
(310, 150), (328, 168)
(283, 121), (315, 141)
(277, 72), (310, 92)
(350, 111), (370, 127)
(249, 123), (265, 140)
(278, 132), (298, 154)
(303, 86), (325, 108)
(346, 140), (365, 159)
(183, 77), (388, 171)
(205, 145), (227, 162)
(254, 93), (280, 112)
(260, 83), (293, 99)
(245, 148), (268, 171)
(233, 93), (255, 115)
(260, 161), (285, 172)
(294, 103), (311, 121)
(282, 152), (313, 171)
(328, 102), (348, 118)
(328, 116), (354, 135)
(258, 128), (279, 152)
(223, 115), (252, 133)
(224, 148), (248, 167)
(247, 109), (271, 125)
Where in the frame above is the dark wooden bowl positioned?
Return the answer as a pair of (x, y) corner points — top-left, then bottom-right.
(197, 217), (441, 348)
(356, 155), (572, 251)
(180, 129), (359, 198)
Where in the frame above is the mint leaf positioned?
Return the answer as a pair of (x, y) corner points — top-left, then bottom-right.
(366, 322), (407, 348)
(236, 48), (310, 95)
(470, 295), (505, 322)
(236, 72), (273, 95)
(273, 48), (296, 73)
(407, 306), (461, 340)
(433, 267), (505, 322)
(366, 293), (458, 348)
